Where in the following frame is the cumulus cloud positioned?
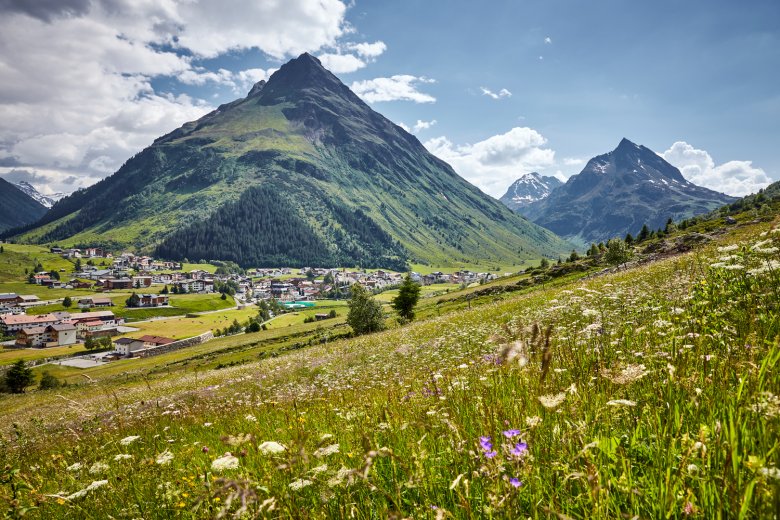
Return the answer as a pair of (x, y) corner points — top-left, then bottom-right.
(396, 119), (437, 134)
(481, 87), (512, 100)
(351, 75), (436, 103)
(0, 0), (357, 194)
(424, 127), (556, 196)
(661, 141), (772, 197)
(544, 36), (552, 44)
(318, 40), (387, 73)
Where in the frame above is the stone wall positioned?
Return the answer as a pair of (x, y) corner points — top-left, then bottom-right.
(136, 331), (214, 358)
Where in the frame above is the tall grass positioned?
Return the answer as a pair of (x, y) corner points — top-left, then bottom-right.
(1, 222), (779, 518)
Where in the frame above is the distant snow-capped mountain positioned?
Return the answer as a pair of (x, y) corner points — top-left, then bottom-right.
(499, 172), (563, 211)
(14, 181), (68, 208)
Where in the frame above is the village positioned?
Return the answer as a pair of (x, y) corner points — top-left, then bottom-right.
(0, 247), (499, 360)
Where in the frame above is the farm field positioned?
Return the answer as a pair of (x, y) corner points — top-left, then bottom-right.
(1, 215), (778, 517)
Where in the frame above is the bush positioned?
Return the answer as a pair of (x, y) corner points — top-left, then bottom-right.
(38, 371), (60, 390)
(347, 283), (385, 335)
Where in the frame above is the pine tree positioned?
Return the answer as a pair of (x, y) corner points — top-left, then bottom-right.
(4, 360), (33, 394)
(347, 283), (385, 335)
(125, 292), (140, 307)
(62, 296), (72, 308)
(625, 233), (634, 245)
(637, 224), (650, 242)
(589, 243), (600, 257)
(392, 274), (421, 321)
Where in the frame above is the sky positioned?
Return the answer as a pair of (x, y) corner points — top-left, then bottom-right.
(0, 0), (777, 199)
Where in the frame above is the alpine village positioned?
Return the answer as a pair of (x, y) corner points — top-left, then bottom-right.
(0, 2), (778, 518)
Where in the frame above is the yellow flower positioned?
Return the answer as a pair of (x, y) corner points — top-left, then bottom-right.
(178, 501), (186, 508)
(213, 497), (221, 503)
(56, 498), (66, 505)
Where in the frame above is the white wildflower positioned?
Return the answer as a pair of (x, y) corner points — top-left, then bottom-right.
(310, 464), (329, 475)
(759, 467), (780, 480)
(289, 478), (313, 491)
(113, 454), (132, 461)
(538, 392), (567, 409)
(525, 416), (542, 428)
(313, 444), (340, 458)
(66, 462), (82, 472)
(89, 462), (109, 475)
(66, 480), (108, 500)
(258, 441), (287, 455)
(606, 399), (637, 407)
(327, 467), (354, 488)
(687, 464), (699, 473)
(582, 308), (599, 317)
(155, 450), (174, 465)
(211, 454), (240, 472)
(119, 435), (140, 446)
(717, 244), (739, 252)
(245, 414), (258, 422)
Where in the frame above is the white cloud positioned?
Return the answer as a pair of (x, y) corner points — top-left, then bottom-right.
(351, 75), (436, 103)
(413, 119), (437, 133)
(396, 121), (411, 133)
(661, 141), (771, 197)
(424, 127), (556, 196)
(317, 53), (367, 73)
(481, 87), (512, 100)
(0, 0), (356, 194)
(544, 36), (552, 44)
(562, 157), (586, 167)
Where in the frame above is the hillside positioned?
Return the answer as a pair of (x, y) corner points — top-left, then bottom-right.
(1, 203), (778, 517)
(9, 54), (570, 269)
(499, 172), (562, 211)
(521, 138), (735, 246)
(0, 177), (47, 233)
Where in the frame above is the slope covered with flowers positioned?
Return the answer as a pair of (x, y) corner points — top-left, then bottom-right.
(1, 219), (779, 518)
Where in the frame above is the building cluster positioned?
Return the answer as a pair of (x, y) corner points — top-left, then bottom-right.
(1, 310), (122, 348)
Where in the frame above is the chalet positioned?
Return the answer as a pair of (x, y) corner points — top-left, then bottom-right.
(16, 295), (40, 305)
(173, 279), (214, 293)
(138, 335), (174, 347)
(48, 323), (77, 346)
(114, 337), (145, 357)
(132, 276), (153, 288)
(15, 326), (48, 348)
(69, 280), (93, 289)
(69, 311), (121, 328)
(50, 247), (63, 254)
(103, 278), (133, 290)
(0, 313), (59, 334)
(0, 293), (17, 306)
(137, 294), (169, 307)
(84, 247), (104, 258)
(78, 297), (114, 309)
(32, 274), (52, 285)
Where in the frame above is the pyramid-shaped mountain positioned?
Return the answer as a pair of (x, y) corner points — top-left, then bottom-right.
(0, 177), (47, 233)
(11, 53), (570, 268)
(499, 172), (563, 212)
(520, 138), (736, 246)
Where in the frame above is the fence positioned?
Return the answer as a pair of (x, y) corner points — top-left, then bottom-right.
(136, 331), (214, 358)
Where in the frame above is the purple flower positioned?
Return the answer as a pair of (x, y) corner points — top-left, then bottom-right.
(502, 429), (521, 438)
(484, 450), (497, 459)
(509, 477), (523, 488)
(479, 436), (493, 451)
(511, 442), (528, 457)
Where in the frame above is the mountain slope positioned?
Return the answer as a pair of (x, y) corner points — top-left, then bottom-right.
(499, 172), (562, 211)
(10, 53), (570, 268)
(0, 177), (47, 233)
(14, 181), (68, 208)
(521, 138), (736, 246)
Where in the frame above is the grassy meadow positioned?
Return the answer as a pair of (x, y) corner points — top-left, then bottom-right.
(0, 218), (779, 518)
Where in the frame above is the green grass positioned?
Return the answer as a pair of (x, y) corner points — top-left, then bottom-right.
(0, 344), (89, 366)
(123, 305), (256, 340)
(1, 217), (779, 518)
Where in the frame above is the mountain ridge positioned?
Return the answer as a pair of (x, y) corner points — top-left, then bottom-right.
(499, 172), (563, 212)
(520, 138), (736, 246)
(0, 177), (48, 233)
(9, 53), (571, 268)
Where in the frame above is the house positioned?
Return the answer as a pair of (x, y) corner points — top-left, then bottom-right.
(0, 293), (18, 306)
(69, 311), (121, 328)
(103, 278), (133, 290)
(114, 337), (145, 357)
(15, 326), (49, 347)
(136, 294), (169, 307)
(0, 313), (59, 334)
(138, 335), (174, 347)
(77, 297), (114, 309)
(32, 274), (52, 285)
(132, 276), (153, 288)
(48, 323), (77, 346)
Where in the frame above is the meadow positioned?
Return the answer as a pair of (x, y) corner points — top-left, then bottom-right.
(0, 218), (778, 518)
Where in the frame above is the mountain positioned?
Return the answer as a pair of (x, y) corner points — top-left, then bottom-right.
(499, 172), (563, 211)
(14, 181), (68, 209)
(9, 53), (571, 268)
(0, 177), (47, 233)
(520, 138), (736, 247)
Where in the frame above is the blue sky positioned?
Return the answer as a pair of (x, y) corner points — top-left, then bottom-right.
(0, 0), (776, 197)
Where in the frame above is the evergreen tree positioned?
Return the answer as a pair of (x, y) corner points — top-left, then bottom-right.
(637, 224), (650, 242)
(588, 243), (600, 257)
(125, 292), (140, 307)
(605, 239), (633, 266)
(161, 285), (169, 294)
(4, 360), (33, 394)
(347, 283), (385, 335)
(74, 258), (81, 272)
(257, 300), (271, 322)
(50, 270), (60, 280)
(568, 250), (580, 262)
(323, 272), (334, 285)
(539, 258), (550, 269)
(221, 292), (227, 300)
(665, 217), (677, 234)
(624, 233), (634, 245)
(62, 296), (72, 308)
(0, 246), (3, 253)
(391, 274), (421, 321)
(306, 269), (316, 281)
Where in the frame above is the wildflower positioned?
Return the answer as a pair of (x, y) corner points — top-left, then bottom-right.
(66, 462), (82, 472)
(606, 399), (637, 407)
(511, 442), (528, 457)
(683, 502), (697, 516)
(509, 477), (523, 488)
(687, 463), (699, 473)
(310, 464), (328, 475)
(603, 364), (647, 385)
(202, 446), (210, 453)
(245, 414), (258, 422)
(89, 462), (109, 475)
(258, 441), (286, 454)
(211, 454), (239, 472)
(114, 454), (132, 461)
(479, 436), (493, 451)
(525, 416), (542, 428)
(502, 429), (521, 439)
(313, 444), (340, 458)
(66, 480), (108, 500)
(538, 392), (566, 409)
(759, 467), (780, 480)
(289, 478), (313, 490)
(119, 435), (140, 446)
(156, 450), (174, 465)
